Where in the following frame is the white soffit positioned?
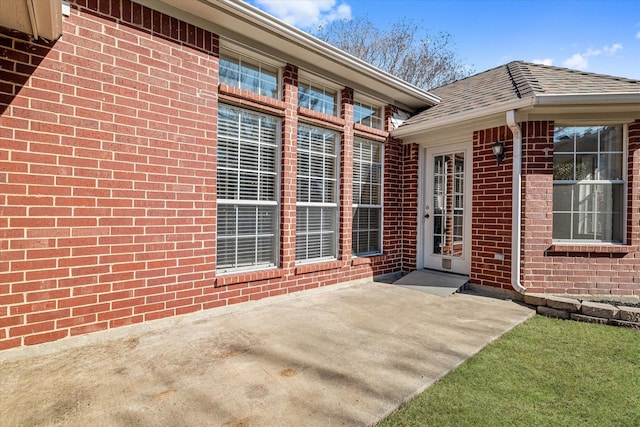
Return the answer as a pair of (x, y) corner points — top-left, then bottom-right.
(0, 0), (63, 41)
(142, 0), (439, 111)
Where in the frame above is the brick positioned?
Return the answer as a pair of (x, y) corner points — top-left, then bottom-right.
(0, 315), (24, 328)
(9, 321), (56, 337)
(0, 337), (22, 351)
(24, 330), (69, 346)
(56, 314), (97, 329)
(70, 322), (108, 336)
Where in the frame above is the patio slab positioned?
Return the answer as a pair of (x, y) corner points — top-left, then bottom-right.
(0, 281), (534, 426)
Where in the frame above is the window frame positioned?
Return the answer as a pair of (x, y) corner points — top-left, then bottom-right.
(552, 124), (628, 244)
(353, 96), (383, 130)
(295, 123), (340, 263)
(352, 137), (384, 256)
(218, 47), (282, 99)
(298, 77), (341, 117)
(216, 104), (281, 273)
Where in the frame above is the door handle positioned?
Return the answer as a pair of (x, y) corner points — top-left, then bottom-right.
(424, 214), (430, 219)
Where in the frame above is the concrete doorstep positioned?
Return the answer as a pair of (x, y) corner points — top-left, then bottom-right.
(0, 281), (534, 426)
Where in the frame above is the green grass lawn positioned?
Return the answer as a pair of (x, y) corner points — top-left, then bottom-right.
(379, 315), (640, 427)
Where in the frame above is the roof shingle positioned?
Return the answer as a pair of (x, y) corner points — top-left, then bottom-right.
(401, 61), (640, 127)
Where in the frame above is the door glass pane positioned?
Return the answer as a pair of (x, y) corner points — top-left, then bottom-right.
(432, 152), (465, 258)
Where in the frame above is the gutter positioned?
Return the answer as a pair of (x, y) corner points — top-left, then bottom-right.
(536, 93), (640, 104)
(506, 110), (526, 294)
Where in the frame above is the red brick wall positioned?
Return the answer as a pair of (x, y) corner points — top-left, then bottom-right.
(628, 121), (640, 248)
(0, 0), (407, 351)
(472, 120), (640, 296)
(400, 143), (419, 271)
(1, 0), (220, 350)
(471, 126), (514, 290)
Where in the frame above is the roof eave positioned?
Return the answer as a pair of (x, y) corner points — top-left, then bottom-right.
(391, 97), (535, 138)
(213, 0), (441, 106)
(141, 0), (439, 110)
(392, 92), (640, 138)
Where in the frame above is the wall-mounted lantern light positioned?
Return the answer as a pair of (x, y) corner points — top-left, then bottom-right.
(492, 141), (506, 165)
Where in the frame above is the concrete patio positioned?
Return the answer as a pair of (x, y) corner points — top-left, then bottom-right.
(0, 280), (534, 426)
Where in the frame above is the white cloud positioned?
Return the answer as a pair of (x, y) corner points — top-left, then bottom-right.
(603, 43), (623, 55)
(251, 0), (352, 28)
(532, 58), (553, 66)
(563, 53), (588, 70)
(637, 31), (640, 39)
(562, 43), (623, 70)
(584, 47), (602, 57)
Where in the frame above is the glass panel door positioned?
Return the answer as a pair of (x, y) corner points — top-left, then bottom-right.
(423, 144), (470, 275)
(432, 152), (465, 258)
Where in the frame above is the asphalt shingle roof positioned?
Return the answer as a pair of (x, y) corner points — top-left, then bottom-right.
(401, 61), (640, 127)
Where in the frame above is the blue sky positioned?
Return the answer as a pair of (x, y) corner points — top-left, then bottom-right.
(247, 0), (640, 80)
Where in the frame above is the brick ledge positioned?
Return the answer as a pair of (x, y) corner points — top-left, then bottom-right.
(295, 260), (344, 275)
(351, 254), (387, 266)
(216, 268), (284, 287)
(546, 244), (636, 254)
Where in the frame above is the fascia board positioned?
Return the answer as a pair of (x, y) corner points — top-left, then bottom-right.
(393, 92), (640, 139)
(391, 97), (535, 138)
(536, 93), (640, 105)
(31, 0), (63, 40)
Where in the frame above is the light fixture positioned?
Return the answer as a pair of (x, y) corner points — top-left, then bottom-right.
(491, 141), (505, 165)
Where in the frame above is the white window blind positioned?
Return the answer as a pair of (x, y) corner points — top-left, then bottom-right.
(217, 105), (279, 271)
(296, 124), (338, 262)
(352, 138), (382, 255)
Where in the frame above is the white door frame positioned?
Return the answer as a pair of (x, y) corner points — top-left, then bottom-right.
(417, 142), (472, 274)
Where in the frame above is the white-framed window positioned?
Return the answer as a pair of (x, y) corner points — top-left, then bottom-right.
(217, 105), (280, 272)
(219, 49), (279, 99)
(552, 125), (625, 243)
(352, 138), (383, 255)
(296, 124), (339, 262)
(298, 79), (338, 116)
(353, 99), (383, 129)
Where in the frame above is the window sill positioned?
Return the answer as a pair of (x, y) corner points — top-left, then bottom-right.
(215, 268), (284, 287)
(298, 107), (346, 129)
(295, 260), (344, 275)
(218, 83), (287, 114)
(546, 243), (636, 255)
(353, 123), (388, 139)
(351, 254), (386, 266)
